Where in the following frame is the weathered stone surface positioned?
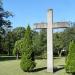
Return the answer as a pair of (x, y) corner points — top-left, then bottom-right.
(33, 9), (70, 73)
(34, 22), (70, 29)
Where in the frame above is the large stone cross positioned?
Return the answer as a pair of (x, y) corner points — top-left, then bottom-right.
(34, 9), (69, 73)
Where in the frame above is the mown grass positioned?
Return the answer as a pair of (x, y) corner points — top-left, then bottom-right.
(0, 57), (69, 75)
(54, 57), (69, 75)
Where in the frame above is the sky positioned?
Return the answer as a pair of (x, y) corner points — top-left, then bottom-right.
(3, 0), (75, 28)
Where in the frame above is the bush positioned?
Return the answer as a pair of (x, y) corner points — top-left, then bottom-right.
(20, 52), (36, 72)
(20, 26), (36, 72)
(65, 41), (75, 74)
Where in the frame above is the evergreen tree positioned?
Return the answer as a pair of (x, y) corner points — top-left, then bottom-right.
(66, 41), (75, 74)
(20, 26), (36, 72)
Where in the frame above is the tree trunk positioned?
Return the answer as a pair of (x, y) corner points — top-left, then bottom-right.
(16, 53), (19, 60)
(58, 50), (61, 57)
(59, 52), (62, 57)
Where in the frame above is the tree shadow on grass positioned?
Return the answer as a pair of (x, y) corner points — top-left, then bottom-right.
(72, 73), (75, 75)
(53, 65), (64, 73)
(31, 67), (47, 72)
(53, 57), (61, 59)
(0, 56), (21, 61)
(32, 66), (64, 73)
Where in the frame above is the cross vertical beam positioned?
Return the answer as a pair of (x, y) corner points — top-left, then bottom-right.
(47, 9), (53, 72)
(33, 9), (70, 73)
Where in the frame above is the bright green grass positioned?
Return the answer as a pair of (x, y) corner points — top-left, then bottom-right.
(0, 57), (69, 75)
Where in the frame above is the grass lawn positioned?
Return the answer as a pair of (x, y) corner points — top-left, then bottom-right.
(54, 57), (69, 75)
(0, 57), (69, 75)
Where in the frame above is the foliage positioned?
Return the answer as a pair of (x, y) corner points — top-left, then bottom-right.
(0, 31), (14, 55)
(53, 32), (64, 56)
(66, 41), (75, 73)
(0, 27), (25, 55)
(20, 26), (36, 72)
(13, 27), (25, 56)
(5, 32), (15, 55)
(39, 29), (47, 57)
(53, 26), (75, 57)
(62, 27), (75, 52)
(32, 32), (41, 55)
(12, 27), (25, 56)
(12, 27), (25, 41)
(0, 0), (13, 34)
(20, 52), (36, 72)
(13, 38), (24, 55)
(33, 29), (47, 58)
(0, 0), (13, 55)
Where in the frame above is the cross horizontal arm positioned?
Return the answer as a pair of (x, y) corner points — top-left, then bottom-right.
(33, 22), (70, 29)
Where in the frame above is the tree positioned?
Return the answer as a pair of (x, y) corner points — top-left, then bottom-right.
(20, 26), (36, 72)
(0, 27), (25, 55)
(39, 29), (47, 58)
(0, 0), (13, 55)
(62, 26), (75, 56)
(32, 32), (41, 56)
(4, 31), (15, 55)
(65, 41), (75, 75)
(53, 26), (75, 57)
(32, 29), (47, 58)
(12, 27), (25, 56)
(0, 0), (13, 33)
(53, 32), (64, 57)
(13, 38), (24, 59)
(12, 27), (25, 41)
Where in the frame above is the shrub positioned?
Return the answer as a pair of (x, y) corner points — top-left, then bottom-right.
(20, 52), (36, 72)
(20, 26), (36, 72)
(65, 41), (75, 74)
